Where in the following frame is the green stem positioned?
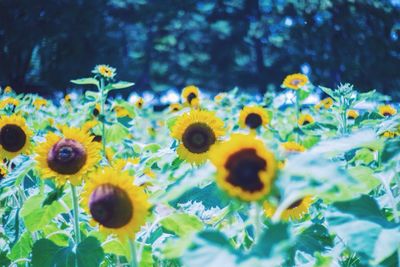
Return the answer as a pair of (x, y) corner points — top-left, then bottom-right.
(129, 238), (138, 267)
(100, 78), (107, 157)
(71, 184), (81, 245)
(295, 90), (300, 142)
(253, 203), (262, 244)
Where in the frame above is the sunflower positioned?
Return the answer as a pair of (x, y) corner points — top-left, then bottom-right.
(4, 86), (13, 94)
(239, 106), (269, 130)
(210, 134), (277, 201)
(92, 104), (101, 117)
(382, 131), (398, 138)
(64, 94), (72, 103)
(264, 196), (313, 221)
(35, 127), (101, 185)
(82, 167), (150, 240)
(298, 114), (315, 126)
(33, 98), (47, 110)
(171, 110), (225, 164)
(0, 98), (20, 109)
(0, 115), (32, 159)
(92, 64), (116, 79)
(170, 103), (181, 112)
(282, 141), (305, 153)
(135, 97), (144, 109)
(378, 105), (397, 117)
(182, 85), (200, 106)
(347, 109), (359, 120)
(282, 73), (309, 90)
(0, 165), (7, 179)
(316, 97), (333, 110)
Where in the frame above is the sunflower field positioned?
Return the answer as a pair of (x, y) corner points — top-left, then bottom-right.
(0, 66), (399, 267)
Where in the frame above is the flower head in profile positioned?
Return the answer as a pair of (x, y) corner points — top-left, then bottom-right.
(282, 73), (309, 90)
(92, 65), (116, 79)
(264, 196), (313, 221)
(135, 97), (144, 109)
(347, 109), (359, 120)
(281, 141), (305, 153)
(182, 85), (200, 107)
(378, 105), (396, 117)
(4, 86), (13, 94)
(298, 114), (315, 126)
(170, 103), (181, 112)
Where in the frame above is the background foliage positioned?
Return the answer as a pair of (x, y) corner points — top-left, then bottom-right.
(0, 0), (399, 96)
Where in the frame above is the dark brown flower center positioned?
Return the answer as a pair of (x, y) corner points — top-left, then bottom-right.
(288, 199), (303, 209)
(290, 79), (302, 86)
(0, 124), (27, 152)
(245, 113), (262, 129)
(93, 108), (99, 117)
(383, 112), (392, 117)
(187, 93), (197, 104)
(225, 148), (266, 193)
(47, 138), (87, 174)
(91, 134), (102, 143)
(89, 183), (133, 228)
(182, 123), (216, 153)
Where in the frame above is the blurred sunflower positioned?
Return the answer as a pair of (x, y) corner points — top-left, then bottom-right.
(92, 64), (116, 79)
(92, 104), (101, 117)
(214, 93), (227, 103)
(298, 114), (314, 126)
(170, 103), (181, 112)
(135, 97), (144, 109)
(282, 141), (305, 153)
(64, 94), (72, 103)
(33, 98), (47, 110)
(0, 115), (32, 159)
(0, 98), (20, 109)
(0, 165), (7, 179)
(182, 85), (200, 107)
(171, 110), (225, 164)
(35, 127), (101, 185)
(316, 97), (333, 110)
(4, 86), (13, 94)
(347, 109), (359, 120)
(238, 106), (269, 130)
(282, 73), (308, 90)
(82, 120), (99, 133)
(210, 134), (277, 201)
(382, 131), (398, 138)
(82, 167), (150, 240)
(378, 105), (397, 117)
(264, 196), (313, 221)
(114, 106), (131, 118)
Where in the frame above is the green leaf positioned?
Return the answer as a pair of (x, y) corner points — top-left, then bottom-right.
(160, 213), (203, 237)
(31, 239), (74, 267)
(20, 194), (66, 232)
(76, 237), (104, 267)
(182, 231), (237, 267)
(70, 78), (99, 87)
(326, 195), (400, 265)
(107, 81), (135, 91)
(7, 231), (32, 261)
(251, 223), (290, 258)
(295, 224), (333, 255)
(139, 245), (154, 267)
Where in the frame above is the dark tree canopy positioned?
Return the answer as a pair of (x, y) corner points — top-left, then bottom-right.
(0, 0), (399, 97)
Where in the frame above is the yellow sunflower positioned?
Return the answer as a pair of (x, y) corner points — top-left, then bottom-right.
(35, 127), (101, 185)
(64, 94), (72, 103)
(92, 104), (101, 117)
(135, 97), (144, 109)
(210, 134), (277, 201)
(93, 64), (116, 79)
(171, 110), (225, 164)
(0, 98), (20, 109)
(316, 97), (333, 109)
(347, 109), (359, 120)
(282, 73), (309, 90)
(182, 85), (200, 106)
(298, 114), (315, 126)
(0, 115), (32, 159)
(4, 86), (13, 94)
(170, 103), (181, 112)
(0, 165), (7, 179)
(264, 196), (313, 221)
(378, 105), (397, 117)
(239, 106), (269, 130)
(282, 141), (305, 153)
(82, 167), (150, 240)
(382, 131), (398, 138)
(33, 98), (47, 110)
(82, 120), (99, 133)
